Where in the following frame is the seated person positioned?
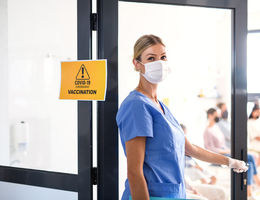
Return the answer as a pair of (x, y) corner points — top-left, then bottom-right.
(185, 176), (226, 200)
(180, 124), (216, 184)
(204, 108), (260, 198)
(216, 102), (231, 149)
(217, 102), (260, 168)
(248, 103), (260, 154)
(185, 177), (208, 200)
(185, 155), (216, 185)
(204, 108), (229, 155)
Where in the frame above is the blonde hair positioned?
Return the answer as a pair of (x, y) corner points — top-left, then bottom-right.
(133, 34), (165, 61)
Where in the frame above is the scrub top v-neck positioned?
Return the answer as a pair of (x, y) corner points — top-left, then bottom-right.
(116, 90), (186, 199)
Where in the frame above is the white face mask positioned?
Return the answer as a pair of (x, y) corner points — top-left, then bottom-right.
(139, 60), (170, 84)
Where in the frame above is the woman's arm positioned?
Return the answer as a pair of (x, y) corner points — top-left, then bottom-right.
(185, 137), (229, 166)
(125, 137), (149, 200)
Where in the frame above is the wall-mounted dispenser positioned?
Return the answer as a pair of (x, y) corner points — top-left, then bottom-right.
(10, 121), (30, 166)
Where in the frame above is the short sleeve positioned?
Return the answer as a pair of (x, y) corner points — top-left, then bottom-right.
(117, 100), (153, 142)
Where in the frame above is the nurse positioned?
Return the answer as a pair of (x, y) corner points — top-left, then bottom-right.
(116, 34), (248, 200)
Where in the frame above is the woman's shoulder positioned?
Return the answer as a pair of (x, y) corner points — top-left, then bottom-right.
(204, 126), (214, 135)
(248, 118), (259, 125)
(119, 90), (152, 109)
(116, 91), (153, 122)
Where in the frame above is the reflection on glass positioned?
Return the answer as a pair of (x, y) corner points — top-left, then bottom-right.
(0, 0), (77, 173)
(119, 2), (231, 199)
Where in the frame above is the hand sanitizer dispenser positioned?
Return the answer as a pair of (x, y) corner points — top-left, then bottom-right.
(10, 121), (29, 166)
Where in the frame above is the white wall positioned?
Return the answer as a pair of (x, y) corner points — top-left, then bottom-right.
(247, 33), (260, 93)
(0, 0), (9, 165)
(248, 0), (260, 30)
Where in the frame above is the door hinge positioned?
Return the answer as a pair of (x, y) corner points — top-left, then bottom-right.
(91, 167), (97, 185)
(91, 13), (98, 31)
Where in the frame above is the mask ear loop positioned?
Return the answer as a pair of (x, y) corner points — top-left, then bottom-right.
(134, 60), (144, 72)
(137, 60), (145, 65)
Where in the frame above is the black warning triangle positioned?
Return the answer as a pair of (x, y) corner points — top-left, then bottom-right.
(76, 64), (90, 80)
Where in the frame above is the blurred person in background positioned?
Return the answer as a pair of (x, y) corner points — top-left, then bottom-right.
(185, 176), (226, 200)
(181, 124), (217, 185)
(248, 103), (260, 166)
(181, 124), (226, 200)
(216, 102), (231, 149)
(204, 108), (260, 198)
(204, 108), (229, 155)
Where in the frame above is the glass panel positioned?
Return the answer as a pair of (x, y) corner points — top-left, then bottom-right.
(0, 0), (77, 173)
(0, 181), (78, 200)
(247, 33), (260, 93)
(248, 0), (260, 30)
(119, 2), (231, 199)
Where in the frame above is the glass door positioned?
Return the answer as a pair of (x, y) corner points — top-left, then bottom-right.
(0, 0), (93, 199)
(96, 0), (247, 199)
(118, 2), (232, 199)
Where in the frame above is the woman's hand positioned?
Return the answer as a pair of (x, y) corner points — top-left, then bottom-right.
(228, 157), (248, 173)
(209, 176), (217, 185)
(192, 188), (199, 195)
(195, 164), (203, 171)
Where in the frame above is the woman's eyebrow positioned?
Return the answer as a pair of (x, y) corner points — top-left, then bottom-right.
(145, 53), (156, 56)
(145, 52), (166, 57)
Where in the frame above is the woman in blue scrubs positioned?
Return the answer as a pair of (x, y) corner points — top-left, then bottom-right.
(116, 35), (248, 200)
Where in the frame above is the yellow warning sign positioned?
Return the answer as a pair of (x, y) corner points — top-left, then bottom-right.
(76, 64), (90, 80)
(59, 60), (107, 100)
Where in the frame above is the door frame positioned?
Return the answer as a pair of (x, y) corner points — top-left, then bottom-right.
(0, 0), (93, 199)
(97, 0), (247, 199)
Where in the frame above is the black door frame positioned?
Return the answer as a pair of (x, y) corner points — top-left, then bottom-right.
(97, 0), (247, 199)
(0, 0), (93, 199)
(97, 1), (119, 199)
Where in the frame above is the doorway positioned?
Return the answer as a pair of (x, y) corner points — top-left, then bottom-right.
(0, 0), (248, 199)
(118, 2), (232, 199)
(97, 0), (247, 199)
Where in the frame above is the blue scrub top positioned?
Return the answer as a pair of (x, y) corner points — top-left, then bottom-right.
(116, 90), (186, 200)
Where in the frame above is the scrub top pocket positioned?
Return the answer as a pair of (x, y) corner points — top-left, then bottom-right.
(148, 182), (185, 198)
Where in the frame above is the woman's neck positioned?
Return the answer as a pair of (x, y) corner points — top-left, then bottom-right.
(136, 77), (158, 102)
(208, 121), (215, 127)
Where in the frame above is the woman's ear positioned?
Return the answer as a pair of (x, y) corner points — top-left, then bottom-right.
(133, 59), (141, 72)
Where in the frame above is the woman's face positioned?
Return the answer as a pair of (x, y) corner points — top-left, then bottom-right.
(252, 109), (260, 119)
(134, 44), (167, 73)
(209, 111), (219, 123)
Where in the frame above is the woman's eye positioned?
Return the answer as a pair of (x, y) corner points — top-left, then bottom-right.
(147, 57), (154, 61)
(161, 56), (167, 60)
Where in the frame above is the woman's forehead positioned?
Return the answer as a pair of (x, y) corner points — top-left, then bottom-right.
(142, 44), (166, 56)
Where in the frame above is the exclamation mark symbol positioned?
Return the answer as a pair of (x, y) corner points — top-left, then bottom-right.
(82, 67), (84, 78)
